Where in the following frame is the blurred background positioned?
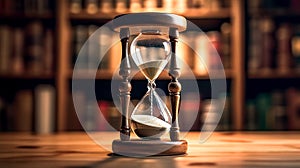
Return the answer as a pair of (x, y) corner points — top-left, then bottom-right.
(0, 0), (300, 134)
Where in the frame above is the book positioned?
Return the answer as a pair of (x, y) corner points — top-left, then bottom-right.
(109, 41), (122, 73)
(11, 90), (33, 132)
(0, 97), (6, 131)
(260, 17), (275, 74)
(176, 32), (195, 75)
(85, 100), (100, 131)
(276, 23), (292, 74)
(34, 85), (55, 134)
(66, 92), (83, 131)
(11, 28), (24, 75)
(246, 100), (256, 130)
(268, 90), (286, 130)
(87, 25), (99, 72)
(85, 0), (98, 14)
(73, 25), (88, 69)
(286, 88), (300, 130)
(70, 0), (82, 14)
(291, 25), (300, 73)
(0, 25), (12, 74)
(115, 0), (126, 13)
(129, 0), (142, 12)
(248, 17), (262, 74)
(143, 0), (157, 11)
(218, 93), (231, 131)
(207, 31), (223, 70)
(162, 0), (173, 12)
(25, 21), (44, 75)
(72, 91), (86, 130)
(256, 93), (271, 130)
(179, 92), (201, 131)
(44, 29), (54, 75)
(98, 26), (112, 70)
(200, 99), (219, 132)
(220, 22), (231, 69)
(101, 0), (113, 13)
(194, 32), (209, 75)
(174, 0), (188, 13)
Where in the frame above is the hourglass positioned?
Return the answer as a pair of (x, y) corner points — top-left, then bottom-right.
(111, 13), (187, 156)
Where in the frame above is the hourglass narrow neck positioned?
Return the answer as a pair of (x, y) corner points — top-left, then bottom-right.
(147, 80), (156, 90)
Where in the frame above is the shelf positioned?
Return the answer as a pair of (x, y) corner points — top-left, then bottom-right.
(69, 8), (231, 20)
(0, 73), (54, 80)
(248, 9), (300, 18)
(0, 13), (54, 20)
(71, 69), (233, 80)
(248, 71), (300, 79)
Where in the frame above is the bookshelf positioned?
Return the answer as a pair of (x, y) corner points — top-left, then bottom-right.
(0, 0), (245, 132)
(245, 0), (300, 130)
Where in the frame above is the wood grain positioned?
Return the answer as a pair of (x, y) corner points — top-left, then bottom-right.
(0, 132), (300, 167)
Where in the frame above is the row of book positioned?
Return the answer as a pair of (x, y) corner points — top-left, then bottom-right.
(70, 0), (228, 14)
(0, 0), (54, 15)
(0, 85), (55, 133)
(0, 22), (54, 75)
(72, 22), (231, 75)
(246, 88), (300, 131)
(248, 18), (300, 75)
(248, 0), (300, 12)
(67, 91), (231, 132)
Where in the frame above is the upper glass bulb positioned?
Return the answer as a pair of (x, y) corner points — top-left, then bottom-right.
(130, 31), (171, 82)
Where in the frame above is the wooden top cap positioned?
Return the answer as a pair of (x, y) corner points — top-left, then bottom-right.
(112, 12), (187, 32)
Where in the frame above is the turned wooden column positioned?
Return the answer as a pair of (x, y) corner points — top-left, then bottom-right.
(119, 28), (131, 141)
(168, 28), (181, 141)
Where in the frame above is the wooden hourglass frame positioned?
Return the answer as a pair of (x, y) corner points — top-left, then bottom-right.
(111, 13), (187, 156)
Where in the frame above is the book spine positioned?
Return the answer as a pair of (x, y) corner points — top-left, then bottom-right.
(115, 0), (127, 13)
(248, 17), (262, 74)
(256, 93), (271, 130)
(25, 21), (44, 75)
(260, 17), (275, 74)
(207, 31), (222, 70)
(179, 92), (200, 131)
(87, 25), (99, 72)
(70, 0), (83, 14)
(143, 0), (157, 11)
(0, 97), (6, 131)
(13, 90), (33, 132)
(34, 85), (55, 134)
(220, 22), (231, 69)
(73, 25), (88, 69)
(276, 23), (292, 74)
(85, 0), (98, 14)
(291, 25), (300, 73)
(98, 26), (112, 70)
(246, 100), (256, 130)
(286, 88), (300, 130)
(0, 25), (12, 74)
(102, 0), (114, 13)
(11, 28), (25, 75)
(194, 33), (209, 75)
(130, 0), (142, 12)
(44, 29), (54, 75)
(67, 92), (83, 131)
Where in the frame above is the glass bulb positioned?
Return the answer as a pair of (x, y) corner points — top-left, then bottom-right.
(130, 31), (172, 139)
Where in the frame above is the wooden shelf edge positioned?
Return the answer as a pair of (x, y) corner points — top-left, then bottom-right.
(69, 8), (231, 20)
(248, 71), (300, 79)
(0, 73), (55, 79)
(70, 69), (233, 80)
(0, 13), (54, 20)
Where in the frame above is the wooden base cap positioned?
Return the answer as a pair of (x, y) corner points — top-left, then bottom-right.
(112, 139), (187, 157)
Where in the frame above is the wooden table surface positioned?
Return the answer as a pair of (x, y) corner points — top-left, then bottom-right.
(0, 132), (300, 168)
